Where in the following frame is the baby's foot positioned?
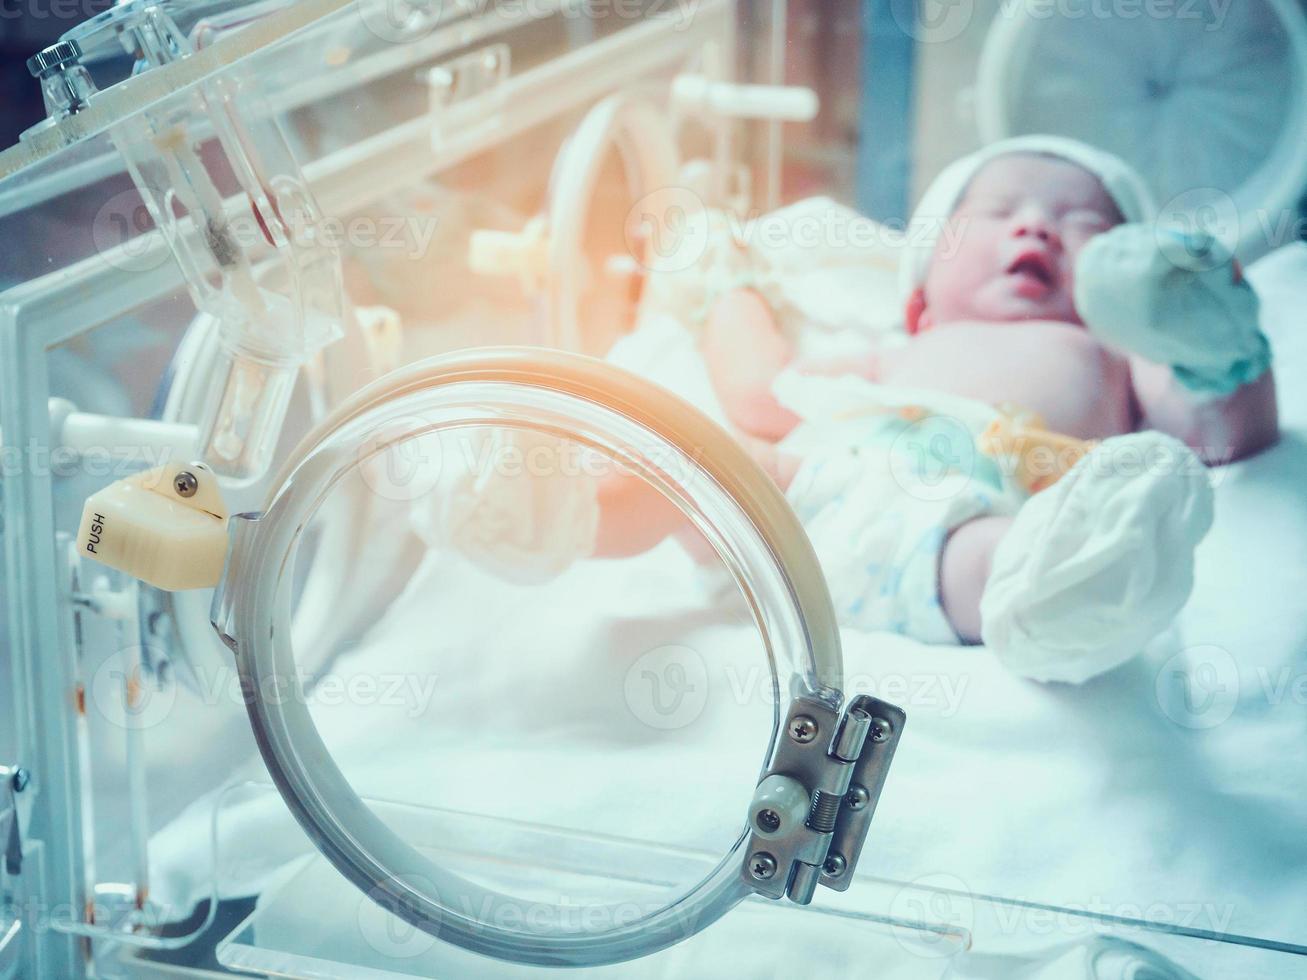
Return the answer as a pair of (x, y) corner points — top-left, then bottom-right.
(979, 431), (1214, 683)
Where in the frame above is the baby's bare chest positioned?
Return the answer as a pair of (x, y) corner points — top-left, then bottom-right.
(880, 322), (1136, 440)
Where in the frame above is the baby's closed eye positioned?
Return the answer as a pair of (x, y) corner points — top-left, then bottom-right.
(1062, 208), (1115, 233)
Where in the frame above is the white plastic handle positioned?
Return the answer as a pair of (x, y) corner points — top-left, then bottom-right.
(77, 461), (229, 592)
(14, 399), (199, 465)
(672, 75), (819, 122)
(467, 216), (551, 289)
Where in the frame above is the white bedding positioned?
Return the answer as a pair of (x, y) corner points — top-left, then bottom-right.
(150, 245), (1307, 976)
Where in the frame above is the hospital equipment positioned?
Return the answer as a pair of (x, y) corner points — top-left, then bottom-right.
(971, 0), (1307, 262)
(2, 0), (1307, 977)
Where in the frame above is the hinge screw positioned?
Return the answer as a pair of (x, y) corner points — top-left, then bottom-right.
(173, 471), (199, 498)
(788, 715), (818, 744)
(822, 853), (847, 878)
(748, 852), (777, 880)
(870, 717), (893, 743)
(846, 784), (870, 810)
(11, 768), (30, 793)
(755, 809), (781, 834)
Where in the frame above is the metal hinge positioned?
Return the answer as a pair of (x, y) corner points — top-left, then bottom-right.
(740, 694), (904, 903)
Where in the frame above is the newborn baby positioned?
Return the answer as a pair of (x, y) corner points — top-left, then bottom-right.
(596, 137), (1276, 683)
(433, 136), (1277, 684)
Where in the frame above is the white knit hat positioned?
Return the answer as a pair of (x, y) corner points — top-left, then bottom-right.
(899, 135), (1157, 307)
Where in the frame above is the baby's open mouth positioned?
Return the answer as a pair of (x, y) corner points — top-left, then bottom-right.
(1006, 250), (1055, 289)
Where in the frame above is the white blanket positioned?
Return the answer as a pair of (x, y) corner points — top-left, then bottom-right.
(149, 246), (1307, 977)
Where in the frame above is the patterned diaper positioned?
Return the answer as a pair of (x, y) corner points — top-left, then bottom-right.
(776, 371), (1028, 643)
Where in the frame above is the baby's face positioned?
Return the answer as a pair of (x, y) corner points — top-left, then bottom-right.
(920, 154), (1123, 329)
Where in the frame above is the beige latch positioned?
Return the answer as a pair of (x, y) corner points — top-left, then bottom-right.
(77, 462), (230, 591)
(467, 216), (551, 291)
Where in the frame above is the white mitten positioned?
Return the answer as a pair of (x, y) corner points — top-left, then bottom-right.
(1075, 224), (1270, 396)
(412, 428), (600, 585)
(981, 431), (1214, 684)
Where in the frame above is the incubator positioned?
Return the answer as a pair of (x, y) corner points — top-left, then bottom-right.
(2, 1), (1307, 978)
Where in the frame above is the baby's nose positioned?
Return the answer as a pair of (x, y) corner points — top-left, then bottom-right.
(1012, 211), (1061, 248)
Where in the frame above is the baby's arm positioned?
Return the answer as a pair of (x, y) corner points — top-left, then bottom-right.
(702, 288), (802, 442)
(591, 433), (801, 559)
(1129, 358), (1278, 465)
(591, 471), (685, 557)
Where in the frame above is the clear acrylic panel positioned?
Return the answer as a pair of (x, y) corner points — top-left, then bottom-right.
(4, 0), (1307, 976)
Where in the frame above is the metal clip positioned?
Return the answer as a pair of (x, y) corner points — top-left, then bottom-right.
(427, 43), (511, 148)
(0, 767), (30, 880)
(741, 695), (904, 903)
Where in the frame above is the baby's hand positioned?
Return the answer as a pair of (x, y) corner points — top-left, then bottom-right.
(1074, 223), (1269, 397)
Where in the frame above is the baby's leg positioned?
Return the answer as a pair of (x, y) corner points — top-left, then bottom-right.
(702, 288), (801, 442)
(938, 516), (1013, 644)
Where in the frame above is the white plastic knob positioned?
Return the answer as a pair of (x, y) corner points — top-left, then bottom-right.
(749, 773), (811, 839)
(467, 216), (551, 290)
(354, 305), (404, 377)
(77, 461), (229, 592)
(672, 76), (819, 122)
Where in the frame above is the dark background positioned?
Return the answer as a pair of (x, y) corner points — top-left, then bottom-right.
(1, 0), (113, 142)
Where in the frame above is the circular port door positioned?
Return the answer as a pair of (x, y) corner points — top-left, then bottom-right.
(213, 347), (848, 967)
(545, 95), (680, 355)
